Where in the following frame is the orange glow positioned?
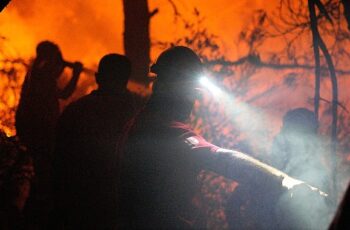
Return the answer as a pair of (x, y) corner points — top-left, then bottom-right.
(1, 0), (273, 135)
(0, 0), (279, 63)
(1, 2), (349, 228)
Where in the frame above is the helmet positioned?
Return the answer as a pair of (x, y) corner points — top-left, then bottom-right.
(150, 46), (202, 83)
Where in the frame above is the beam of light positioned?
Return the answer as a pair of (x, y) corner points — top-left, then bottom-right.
(199, 76), (222, 97)
(196, 75), (335, 229)
(197, 75), (272, 158)
(198, 76), (266, 139)
(199, 75), (332, 195)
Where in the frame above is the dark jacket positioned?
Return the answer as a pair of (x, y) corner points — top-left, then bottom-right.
(53, 89), (137, 229)
(118, 103), (298, 229)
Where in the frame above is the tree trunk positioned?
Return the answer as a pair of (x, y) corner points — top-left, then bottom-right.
(308, 0), (321, 121)
(122, 0), (151, 85)
(308, 0), (339, 201)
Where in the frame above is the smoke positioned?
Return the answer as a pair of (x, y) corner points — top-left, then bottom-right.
(195, 70), (350, 228)
(276, 183), (334, 230)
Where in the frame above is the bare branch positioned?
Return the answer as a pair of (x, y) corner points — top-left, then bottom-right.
(204, 55), (350, 75)
(167, 0), (181, 22)
(319, 97), (349, 113)
(309, 0), (321, 121)
(149, 8), (159, 18)
(314, 0), (334, 24)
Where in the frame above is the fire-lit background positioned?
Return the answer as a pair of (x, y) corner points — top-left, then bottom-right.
(0, 0), (281, 135)
(1, 0), (350, 227)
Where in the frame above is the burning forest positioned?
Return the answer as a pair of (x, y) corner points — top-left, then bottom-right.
(1, 0), (350, 229)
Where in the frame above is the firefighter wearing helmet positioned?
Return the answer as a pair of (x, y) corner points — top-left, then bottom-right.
(117, 46), (328, 229)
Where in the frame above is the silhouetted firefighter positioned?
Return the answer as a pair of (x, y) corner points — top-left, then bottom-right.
(117, 46), (330, 229)
(269, 108), (330, 192)
(15, 41), (82, 229)
(52, 54), (137, 229)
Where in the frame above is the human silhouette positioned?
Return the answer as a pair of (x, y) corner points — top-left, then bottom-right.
(15, 40), (82, 229)
(117, 46), (328, 229)
(269, 108), (329, 192)
(16, 41), (82, 153)
(52, 54), (137, 229)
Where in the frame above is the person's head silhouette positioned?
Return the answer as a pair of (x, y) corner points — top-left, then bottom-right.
(149, 46), (203, 121)
(95, 54), (131, 93)
(33, 41), (65, 80)
(151, 46), (203, 83)
(282, 108), (318, 134)
(36, 41), (62, 62)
